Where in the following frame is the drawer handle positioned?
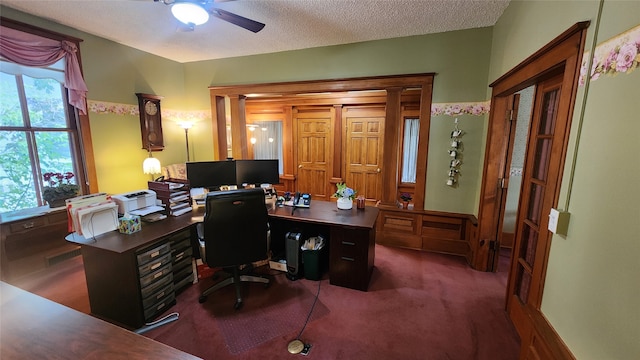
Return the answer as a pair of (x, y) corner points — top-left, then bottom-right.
(175, 251), (185, 260)
(156, 291), (165, 299)
(157, 302), (166, 311)
(342, 241), (355, 246)
(22, 222), (35, 229)
(150, 251), (160, 258)
(341, 256), (355, 262)
(150, 262), (161, 270)
(153, 271), (163, 279)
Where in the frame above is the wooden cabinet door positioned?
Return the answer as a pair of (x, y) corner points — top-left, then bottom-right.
(343, 106), (385, 204)
(295, 107), (334, 200)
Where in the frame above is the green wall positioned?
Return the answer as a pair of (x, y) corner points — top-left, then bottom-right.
(183, 29), (494, 214)
(2, 6), (493, 213)
(2, 7), (192, 195)
(490, 1), (640, 359)
(4, 1), (639, 357)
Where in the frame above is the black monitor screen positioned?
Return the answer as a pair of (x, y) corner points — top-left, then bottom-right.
(186, 161), (237, 189)
(235, 159), (280, 186)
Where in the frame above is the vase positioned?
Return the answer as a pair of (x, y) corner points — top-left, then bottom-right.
(337, 197), (353, 210)
(48, 198), (69, 208)
(402, 201), (409, 209)
(46, 193), (77, 208)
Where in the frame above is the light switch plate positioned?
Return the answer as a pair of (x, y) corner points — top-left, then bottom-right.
(548, 208), (570, 235)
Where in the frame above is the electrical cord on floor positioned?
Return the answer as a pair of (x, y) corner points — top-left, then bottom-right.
(134, 312), (180, 334)
(287, 280), (320, 355)
(296, 279), (321, 340)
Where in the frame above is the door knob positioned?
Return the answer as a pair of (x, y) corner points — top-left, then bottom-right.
(376, 168), (381, 173)
(298, 164), (303, 168)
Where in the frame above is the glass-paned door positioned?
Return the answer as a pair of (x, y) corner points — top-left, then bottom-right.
(508, 73), (567, 336)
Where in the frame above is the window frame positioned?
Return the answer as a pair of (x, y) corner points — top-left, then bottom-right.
(0, 17), (94, 212)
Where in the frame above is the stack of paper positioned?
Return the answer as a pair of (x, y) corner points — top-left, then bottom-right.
(66, 193), (118, 238)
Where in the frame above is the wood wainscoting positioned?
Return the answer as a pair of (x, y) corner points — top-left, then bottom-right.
(376, 206), (477, 263)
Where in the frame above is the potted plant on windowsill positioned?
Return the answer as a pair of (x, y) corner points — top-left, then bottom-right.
(42, 172), (79, 208)
(333, 182), (356, 210)
(399, 192), (412, 209)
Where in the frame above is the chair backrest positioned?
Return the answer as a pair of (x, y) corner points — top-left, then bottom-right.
(203, 188), (268, 268)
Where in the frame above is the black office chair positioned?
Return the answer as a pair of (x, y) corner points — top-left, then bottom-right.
(197, 188), (270, 309)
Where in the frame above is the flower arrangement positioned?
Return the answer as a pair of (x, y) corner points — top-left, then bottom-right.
(42, 172), (79, 207)
(400, 192), (412, 202)
(333, 182), (356, 200)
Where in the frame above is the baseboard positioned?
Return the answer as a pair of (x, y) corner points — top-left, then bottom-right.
(526, 307), (576, 360)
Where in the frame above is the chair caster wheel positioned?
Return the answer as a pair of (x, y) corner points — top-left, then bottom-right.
(234, 301), (243, 310)
(199, 295), (207, 303)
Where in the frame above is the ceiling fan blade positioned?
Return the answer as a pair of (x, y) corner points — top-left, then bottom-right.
(209, 8), (265, 33)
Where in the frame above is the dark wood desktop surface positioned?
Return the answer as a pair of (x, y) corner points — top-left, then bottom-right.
(66, 200), (378, 252)
(268, 200), (379, 229)
(0, 282), (201, 360)
(66, 209), (203, 253)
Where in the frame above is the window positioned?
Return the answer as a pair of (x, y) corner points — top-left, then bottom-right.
(249, 121), (284, 174)
(0, 59), (82, 212)
(401, 118), (419, 183)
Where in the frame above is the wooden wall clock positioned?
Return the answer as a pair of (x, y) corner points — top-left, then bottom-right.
(136, 93), (164, 151)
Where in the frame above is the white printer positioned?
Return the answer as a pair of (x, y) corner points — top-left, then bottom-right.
(112, 190), (157, 214)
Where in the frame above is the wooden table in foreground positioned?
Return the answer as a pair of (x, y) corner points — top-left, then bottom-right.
(0, 282), (201, 360)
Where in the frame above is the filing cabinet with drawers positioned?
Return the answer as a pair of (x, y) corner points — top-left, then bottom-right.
(76, 225), (195, 330)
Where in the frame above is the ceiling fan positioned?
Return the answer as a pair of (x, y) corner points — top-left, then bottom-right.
(155, 0), (265, 33)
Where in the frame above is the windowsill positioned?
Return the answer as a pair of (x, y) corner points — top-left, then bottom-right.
(0, 205), (65, 224)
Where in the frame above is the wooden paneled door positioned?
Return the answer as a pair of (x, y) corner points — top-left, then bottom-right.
(507, 73), (567, 340)
(294, 107), (334, 200)
(343, 106), (385, 204)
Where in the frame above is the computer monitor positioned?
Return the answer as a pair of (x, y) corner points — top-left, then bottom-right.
(235, 159), (280, 186)
(186, 160), (237, 190)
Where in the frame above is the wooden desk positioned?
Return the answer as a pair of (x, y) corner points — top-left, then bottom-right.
(268, 201), (379, 291)
(0, 282), (201, 360)
(66, 200), (378, 331)
(66, 212), (202, 329)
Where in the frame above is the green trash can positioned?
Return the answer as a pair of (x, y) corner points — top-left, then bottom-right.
(301, 236), (327, 281)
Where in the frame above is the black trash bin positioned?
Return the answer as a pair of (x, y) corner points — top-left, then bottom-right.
(301, 236), (327, 281)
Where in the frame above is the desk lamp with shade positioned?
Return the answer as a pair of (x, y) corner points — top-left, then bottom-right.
(143, 144), (161, 176)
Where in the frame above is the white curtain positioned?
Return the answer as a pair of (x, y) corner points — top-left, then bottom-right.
(252, 121), (283, 174)
(401, 118), (419, 183)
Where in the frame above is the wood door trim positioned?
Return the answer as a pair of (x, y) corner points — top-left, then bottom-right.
(210, 73), (436, 96)
(475, 22), (589, 271)
(477, 22), (589, 360)
(490, 22), (590, 95)
(525, 304), (577, 360)
(210, 73), (434, 210)
(380, 88), (402, 206)
(332, 105), (343, 183)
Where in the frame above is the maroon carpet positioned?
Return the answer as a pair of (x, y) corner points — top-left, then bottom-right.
(142, 271), (330, 357)
(207, 274), (328, 354)
(141, 245), (520, 360)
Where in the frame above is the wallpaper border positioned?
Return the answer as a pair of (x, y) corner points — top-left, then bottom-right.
(580, 23), (640, 86)
(87, 100), (492, 118)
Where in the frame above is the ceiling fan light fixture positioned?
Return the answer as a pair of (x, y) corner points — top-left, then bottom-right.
(171, 2), (209, 26)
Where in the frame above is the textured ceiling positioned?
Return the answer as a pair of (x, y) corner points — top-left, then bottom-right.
(1, 0), (510, 63)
